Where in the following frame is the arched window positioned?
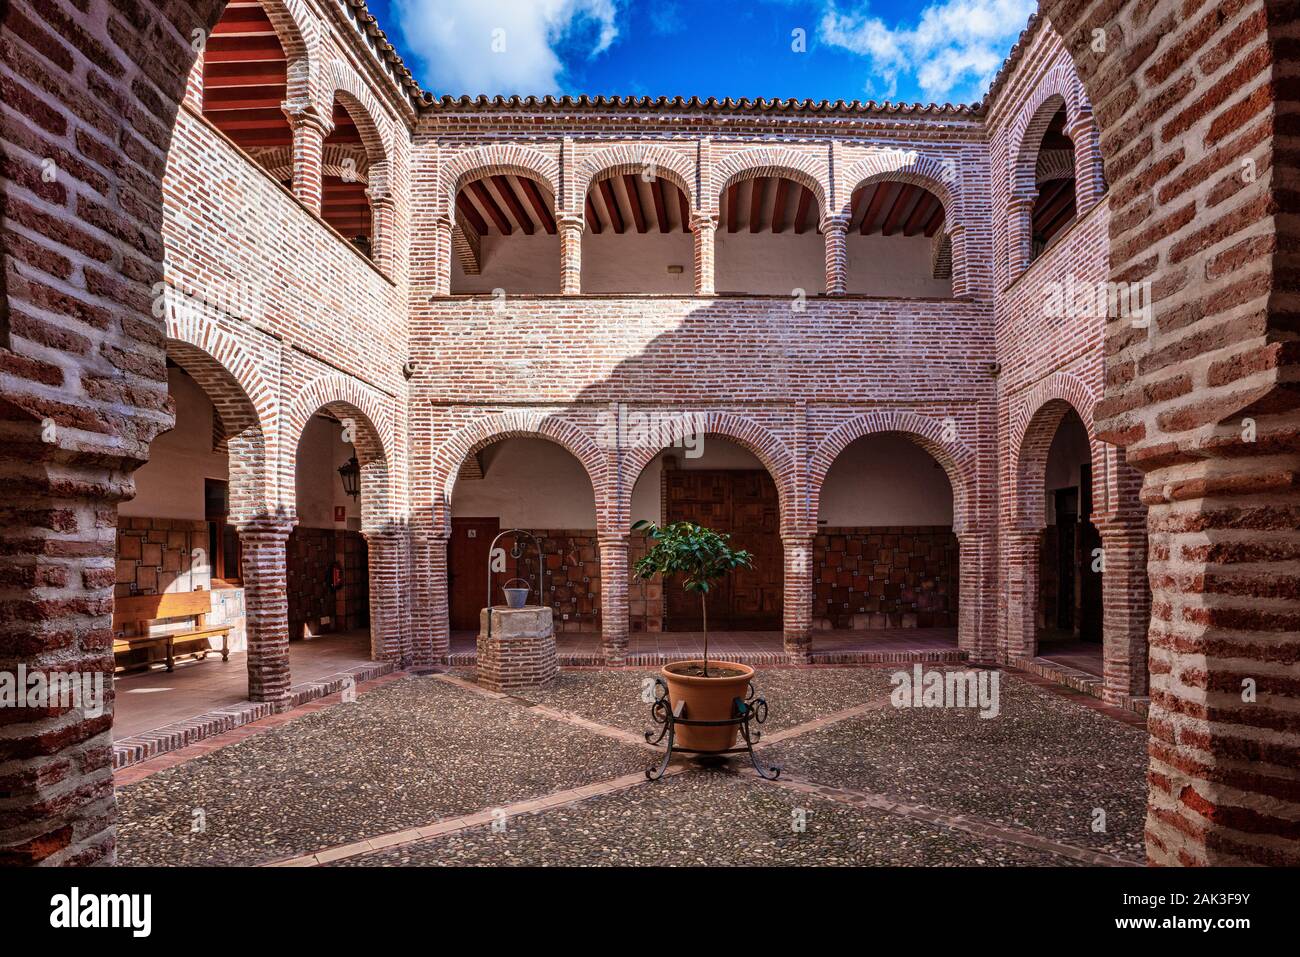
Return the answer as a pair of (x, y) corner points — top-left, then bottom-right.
(716, 175), (823, 295)
(846, 181), (951, 296)
(451, 173), (559, 293)
(582, 172), (693, 293)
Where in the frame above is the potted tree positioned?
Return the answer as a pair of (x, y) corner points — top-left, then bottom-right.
(632, 520), (755, 752)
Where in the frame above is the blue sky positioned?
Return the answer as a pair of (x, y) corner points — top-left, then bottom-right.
(369, 0), (1036, 105)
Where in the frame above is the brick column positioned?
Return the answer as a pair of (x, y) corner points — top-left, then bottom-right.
(558, 214), (583, 295)
(782, 533), (815, 662)
(283, 103), (330, 214)
(948, 223), (969, 298)
(690, 212), (717, 295)
(1002, 528), (1042, 662)
(432, 214), (453, 296)
(821, 215), (849, 296)
(367, 189), (395, 270)
(428, 533), (451, 660)
(0, 457), (124, 865)
(598, 534), (629, 664)
(1097, 522), (1149, 703)
(1006, 194), (1035, 278)
(183, 56), (203, 111)
(1070, 114), (1104, 212)
(364, 530), (410, 665)
(238, 518), (294, 708)
(957, 528), (996, 664)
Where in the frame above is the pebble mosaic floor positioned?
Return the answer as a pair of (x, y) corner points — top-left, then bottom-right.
(116, 666), (1147, 867)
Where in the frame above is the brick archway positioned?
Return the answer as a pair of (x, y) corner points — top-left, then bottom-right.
(711, 147), (829, 217)
(838, 151), (961, 224)
(578, 144), (697, 212)
(617, 414), (800, 535)
(431, 410), (608, 530)
(1010, 372), (1103, 531)
(810, 410), (979, 535)
(442, 145), (561, 215)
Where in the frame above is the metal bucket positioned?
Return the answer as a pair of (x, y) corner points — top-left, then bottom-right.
(502, 578), (530, 609)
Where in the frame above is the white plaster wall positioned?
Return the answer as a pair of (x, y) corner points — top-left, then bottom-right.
(846, 234), (952, 297)
(122, 367), (227, 520)
(451, 437), (597, 527)
(818, 433), (954, 525)
(295, 415), (361, 529)
(451, 229), (947, 298)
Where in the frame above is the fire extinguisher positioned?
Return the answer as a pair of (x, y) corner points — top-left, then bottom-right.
(329, 561), (344, 592)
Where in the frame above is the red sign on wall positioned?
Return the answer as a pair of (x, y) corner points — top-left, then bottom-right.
(334, 506), (347, 523)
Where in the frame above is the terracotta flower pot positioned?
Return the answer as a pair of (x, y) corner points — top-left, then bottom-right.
(660, 660), (755, 753)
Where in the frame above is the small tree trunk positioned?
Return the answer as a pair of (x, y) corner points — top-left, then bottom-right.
(701, 591), (709, 677)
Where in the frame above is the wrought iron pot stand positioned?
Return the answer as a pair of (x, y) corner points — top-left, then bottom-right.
(643, 676), (781, 781)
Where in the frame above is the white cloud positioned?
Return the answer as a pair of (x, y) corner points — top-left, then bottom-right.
(393, 0), (621, 95)
(819, 0), (1035, 102)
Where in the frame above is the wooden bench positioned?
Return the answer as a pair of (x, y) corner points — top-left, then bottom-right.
(112, 591), (231, 673)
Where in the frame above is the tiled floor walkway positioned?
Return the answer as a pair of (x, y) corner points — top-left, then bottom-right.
(113, 630), (374, 740)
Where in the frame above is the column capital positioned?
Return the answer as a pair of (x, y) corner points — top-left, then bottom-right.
(557, 213), (585, 232)
(1007, 191), (1037, 211)
(281, 100), (332, 136)
(366, 187), (395, 209)
(780, 530), (817, 544)
(819, 214), (850, 234)
(689, 211), (718, 232)
(237, 515), (295, 539)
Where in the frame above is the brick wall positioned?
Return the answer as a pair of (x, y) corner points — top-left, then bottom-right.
(812, 527), (959, 629)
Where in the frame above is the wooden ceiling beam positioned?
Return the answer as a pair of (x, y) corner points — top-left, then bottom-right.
(749, 177), (767, 233)
(585, 195), (603, 234)
(902, 193), (937, 237)
(598, 178), (625, 233)
(771, 178), (790, 234)
(794, 187), (813, 234)
(650, 177), (669, 233)
(467, 180), (512, 235)
(490, 175), (534, 235)
(518, 177), (556, 234)
(881, 184), (916, 236)
(725, 184), (739, 233)
(456, 194), (489, 235)
(859, 182), (892, 235)
(623, 174), (648, 233)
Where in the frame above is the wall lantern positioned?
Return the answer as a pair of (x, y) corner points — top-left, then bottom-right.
(338, 456), (361, 500)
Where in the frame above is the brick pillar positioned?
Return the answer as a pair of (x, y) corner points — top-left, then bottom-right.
(782, 533), (814, 662)
(0, 458), (123, 865)
(367, 189), (395, 270)
(1070, 114), (1104, 213)
(1006, 194), (1035, 278)
(432, 215), (453, 296)
(948, 223), (969, 298)
(1099, 521), (1149, 704)
(690, 212), (717, 295)
(821, 215), (849, 296)
(598, 534), (629, 664)
(558, 214), (583, 295)
(238, 518), (293, 708)
(364, 530), (409, 665)
(428, 533), (451, 660)
(283, 103), (330, 214)
(957, 528), (996, 664)
(1003, 528), (1042, 662)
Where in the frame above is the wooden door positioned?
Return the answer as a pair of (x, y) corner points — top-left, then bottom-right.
(664, 470), (781, 630)
(449, 517), (498, 631)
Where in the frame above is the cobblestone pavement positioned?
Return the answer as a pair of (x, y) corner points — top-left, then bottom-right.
(116, 667), (1146, 866)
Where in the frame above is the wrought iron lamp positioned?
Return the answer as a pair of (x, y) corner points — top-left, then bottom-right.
(337, 456), (360, 499)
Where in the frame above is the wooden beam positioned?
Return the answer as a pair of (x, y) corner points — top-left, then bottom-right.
(468, 180), (511, 235)
(923, 204), (945, 237)
(623, 174), (649, 233)
(455, 194), (489, 236)
(771, 178), (790, 234)
(859, 183), (892, 235)
(585, 195), (603, 234)
(651, 177), (669, 233)
(794, 187), (813, 234)
(598, 178), (624, 233)
(678, 188), (690, 233)
(725, 184), (739, 233)
(902, 193), (937, 237)
(490, 175), (534, 235)
(519, 177), (557, 234)
(881, 184), (916, 236)
(749, 177), (767, 233)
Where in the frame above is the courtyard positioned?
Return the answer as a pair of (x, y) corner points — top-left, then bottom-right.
(115, 664), (1145, 867)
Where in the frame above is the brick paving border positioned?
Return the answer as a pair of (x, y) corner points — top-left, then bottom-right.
(758, 771), (1142, 867)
